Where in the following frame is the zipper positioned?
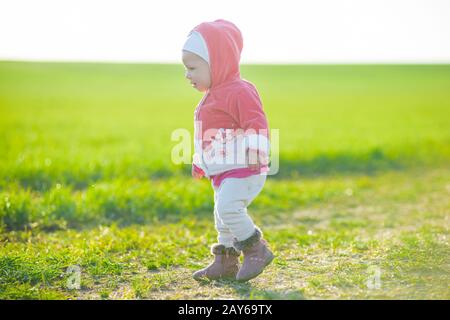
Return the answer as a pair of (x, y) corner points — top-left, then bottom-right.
(194, 91), (210, 176)
(194, 91), (209, 121)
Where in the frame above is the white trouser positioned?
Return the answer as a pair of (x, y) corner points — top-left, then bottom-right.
(212, 174), (267, 247)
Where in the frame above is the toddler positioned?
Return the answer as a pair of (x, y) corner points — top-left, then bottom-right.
(181, 19), (274, 282)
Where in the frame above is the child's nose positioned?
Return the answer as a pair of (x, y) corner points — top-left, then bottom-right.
(185, 71), (191, 79)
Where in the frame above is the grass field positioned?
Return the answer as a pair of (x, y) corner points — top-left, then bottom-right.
(0, 61), (449, 299)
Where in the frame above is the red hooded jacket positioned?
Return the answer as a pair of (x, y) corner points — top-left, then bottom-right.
(190, 19), (270, 187)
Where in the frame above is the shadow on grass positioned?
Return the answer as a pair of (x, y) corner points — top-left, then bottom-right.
(3, 147), (420, 193)
(274, 147), (405, 179)
(174, 147), (408, 180)
(197, 279), (306, 300)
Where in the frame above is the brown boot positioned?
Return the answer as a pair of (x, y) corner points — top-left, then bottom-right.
(233, 228), (274, 282)
(192, 244), (241, 281)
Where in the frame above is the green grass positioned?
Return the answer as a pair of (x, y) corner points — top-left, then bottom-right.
(0, 168), (448, 299)
(0, 61), (449, 299)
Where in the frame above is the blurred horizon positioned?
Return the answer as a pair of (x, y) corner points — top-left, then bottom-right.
(1, 0), (450, 64)
(2, 59), (450, 65)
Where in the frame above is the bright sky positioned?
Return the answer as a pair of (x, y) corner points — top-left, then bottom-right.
(0, 0), (449, 63)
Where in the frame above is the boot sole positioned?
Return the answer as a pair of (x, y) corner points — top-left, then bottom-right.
(193, 273), (238, 281)
(236, 252), (275, 282)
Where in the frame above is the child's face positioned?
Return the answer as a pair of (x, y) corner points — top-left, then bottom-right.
(182, 50), (211, 92)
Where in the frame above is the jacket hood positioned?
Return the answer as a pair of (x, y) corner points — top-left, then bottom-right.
(192, 19), (243, 89)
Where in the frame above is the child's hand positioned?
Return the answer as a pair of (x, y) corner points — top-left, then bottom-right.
(192, 169), (203, 179)
(248, 149), (269, 171)
(192, 164), (205, 179)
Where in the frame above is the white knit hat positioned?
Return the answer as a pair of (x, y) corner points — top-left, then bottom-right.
(182, 31), (209, 64)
